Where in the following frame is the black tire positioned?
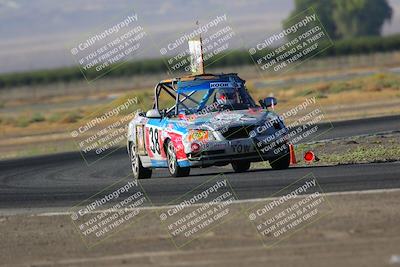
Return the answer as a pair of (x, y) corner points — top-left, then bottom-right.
(166, 140), (190, 177)
(269, 152), (290, 170)
(231, 161), (251, 173)
(130, 143), (152, 179)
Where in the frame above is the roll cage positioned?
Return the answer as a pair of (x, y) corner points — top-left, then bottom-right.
(152, 73), (255, 117)
(152, 78), (201, 117)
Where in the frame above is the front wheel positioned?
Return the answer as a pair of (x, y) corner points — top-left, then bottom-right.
(166, 141), (190, 177)
(269, 152), (290, 170)
(130, 143), (152, 179)
(231, 161), (251, 173)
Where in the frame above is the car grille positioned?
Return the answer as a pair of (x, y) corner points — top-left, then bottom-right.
(221, 125), (255, 140)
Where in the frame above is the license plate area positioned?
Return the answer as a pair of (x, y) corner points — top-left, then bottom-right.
(229, 139), (255, 154)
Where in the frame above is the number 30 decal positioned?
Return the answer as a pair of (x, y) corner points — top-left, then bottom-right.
(149, 127), (161, 155)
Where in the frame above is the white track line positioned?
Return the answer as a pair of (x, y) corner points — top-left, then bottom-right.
(32, 187), (400, 218)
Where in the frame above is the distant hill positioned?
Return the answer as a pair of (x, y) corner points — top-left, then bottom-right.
(0, 0), (398, 73)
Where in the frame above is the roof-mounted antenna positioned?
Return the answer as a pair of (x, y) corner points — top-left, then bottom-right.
(188, 20), (205, 76)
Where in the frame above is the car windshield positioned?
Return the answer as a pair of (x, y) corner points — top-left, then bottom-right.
(176, 85), (257, 115)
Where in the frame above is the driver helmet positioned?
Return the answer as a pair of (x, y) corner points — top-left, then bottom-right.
(215, 89), (238, 105)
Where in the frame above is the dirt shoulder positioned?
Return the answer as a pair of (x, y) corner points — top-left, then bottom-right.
(1, 190), (399, 267)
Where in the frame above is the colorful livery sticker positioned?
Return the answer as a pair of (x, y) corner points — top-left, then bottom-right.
(167, 132), (186, 160)
(188, 130), (209, 142)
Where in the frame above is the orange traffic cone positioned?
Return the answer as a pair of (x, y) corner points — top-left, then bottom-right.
(289, 144), (297, 165)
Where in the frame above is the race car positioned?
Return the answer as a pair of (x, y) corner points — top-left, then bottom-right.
(127, 73), (291, 179)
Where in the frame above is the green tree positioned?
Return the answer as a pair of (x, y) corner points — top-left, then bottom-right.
(284, 0), (338, 38)
(333, 0), (393, 39)
(284, 0), (393, 39)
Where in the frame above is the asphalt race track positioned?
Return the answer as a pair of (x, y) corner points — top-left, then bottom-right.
(0, 115), (399, 211)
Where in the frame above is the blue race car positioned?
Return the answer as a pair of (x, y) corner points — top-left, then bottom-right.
(127, 73), (290, 178)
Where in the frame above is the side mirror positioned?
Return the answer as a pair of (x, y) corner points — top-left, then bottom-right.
(260, 97), (277, 108)
(146, 109), (162, 119)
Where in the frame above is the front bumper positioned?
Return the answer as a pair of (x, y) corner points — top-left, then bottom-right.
(186, 138), (289, 167)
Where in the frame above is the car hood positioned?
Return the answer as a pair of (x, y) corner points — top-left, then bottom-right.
(170, 109), (279, 131)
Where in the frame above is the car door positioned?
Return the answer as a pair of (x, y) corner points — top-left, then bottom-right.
(144, 117), (168, 166)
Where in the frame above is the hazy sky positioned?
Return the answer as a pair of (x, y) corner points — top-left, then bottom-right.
(0, 0), (398, 73)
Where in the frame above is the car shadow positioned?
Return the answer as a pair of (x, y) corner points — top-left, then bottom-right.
(151, 164), (339, 179)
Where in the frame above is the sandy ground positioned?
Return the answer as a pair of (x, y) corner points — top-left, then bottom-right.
(1, 190), (399, 267)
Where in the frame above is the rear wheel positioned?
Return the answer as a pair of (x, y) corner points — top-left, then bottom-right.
(166, 140), (190, 177)
(130, 143), (152, 179)
(269, 152), (290, 170)
(231, 161), (251, 173)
